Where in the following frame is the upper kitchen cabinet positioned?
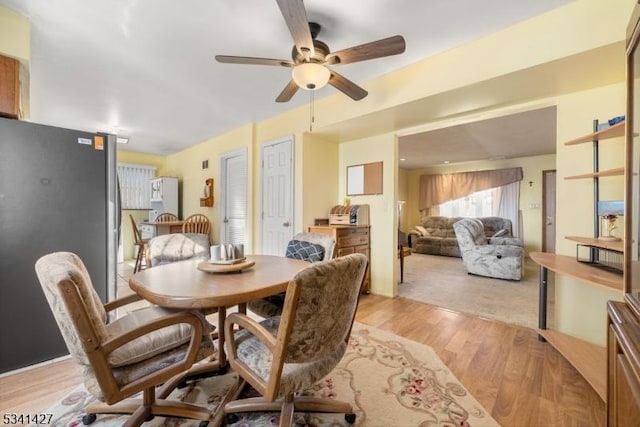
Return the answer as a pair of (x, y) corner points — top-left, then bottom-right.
(0, 55), (19, 119)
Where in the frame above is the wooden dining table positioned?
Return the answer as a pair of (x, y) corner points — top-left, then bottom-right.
(129, 254), (309, 425)
(129, 255), (310, 364)
(143, 220), (184, 235)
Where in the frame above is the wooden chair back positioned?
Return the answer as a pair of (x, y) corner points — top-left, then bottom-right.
(129, 215), (145, 245)
(155, 212), (179, 222)
(182, 214), (210, 235)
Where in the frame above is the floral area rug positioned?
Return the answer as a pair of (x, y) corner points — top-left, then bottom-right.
(40, 323), (498, 427)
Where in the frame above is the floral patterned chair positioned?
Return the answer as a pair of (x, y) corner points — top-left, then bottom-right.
(453, 218), (524, 281)
(146, 233), (210, 267)
(35, 252), (215, 426)
(247, 231), (336, 318)
(223, 253), (368, 426)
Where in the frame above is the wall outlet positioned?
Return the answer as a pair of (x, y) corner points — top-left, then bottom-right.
(529, 203), (541, 209)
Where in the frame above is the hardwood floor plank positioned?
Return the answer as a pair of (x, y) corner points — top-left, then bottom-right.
(0, 293), (606, 426)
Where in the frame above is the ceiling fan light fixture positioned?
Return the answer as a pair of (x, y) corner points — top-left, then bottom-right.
(291, 63), (330, 90)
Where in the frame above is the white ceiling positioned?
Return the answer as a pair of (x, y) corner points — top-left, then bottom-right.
(399, 106), (558, 169)
(1, 0), (572, 155)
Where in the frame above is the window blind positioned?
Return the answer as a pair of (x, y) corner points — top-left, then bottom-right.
(117, 163), (156, 209)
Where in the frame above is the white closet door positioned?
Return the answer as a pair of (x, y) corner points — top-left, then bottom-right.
(220, 149), (247, 246)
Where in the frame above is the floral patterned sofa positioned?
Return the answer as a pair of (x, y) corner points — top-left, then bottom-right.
(411, 216), (518, 257)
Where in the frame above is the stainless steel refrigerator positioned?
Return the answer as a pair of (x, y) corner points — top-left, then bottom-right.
(0, 117), (118, 374)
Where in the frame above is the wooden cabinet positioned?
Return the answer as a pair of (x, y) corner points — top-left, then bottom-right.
(307, 225), (371, 293)
(607, 301), (640, 426)
(0, 55), (20, 119)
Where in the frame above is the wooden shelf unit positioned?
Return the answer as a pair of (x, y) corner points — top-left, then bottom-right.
(536, 329), (606, 401)
(563, 121), (625, 145)
(530, 251), (623, 402)
(565, 236), (624, 252)
(530, 252), (622, 292)
(564, 167), (625, 180)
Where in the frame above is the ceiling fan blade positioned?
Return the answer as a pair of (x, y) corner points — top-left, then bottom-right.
(325, 35), (406, 65)
(215, 55), (294, 67)
(276, 79), (299, 103)
(275, 0), (315, 58)
(329, 71), (368, 101)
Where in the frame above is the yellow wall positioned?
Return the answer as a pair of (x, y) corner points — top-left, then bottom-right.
(403, 154), (556, 255)
(301, 133), (339, 229)
(164, 124), (255, 246)
(0, 6), (29, 64)
(554, 83), (626, 345)
(339, 133), (398, 297)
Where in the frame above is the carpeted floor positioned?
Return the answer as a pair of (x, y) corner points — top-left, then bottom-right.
(39, 323), (498, 427)
(399, 253), (555, 330)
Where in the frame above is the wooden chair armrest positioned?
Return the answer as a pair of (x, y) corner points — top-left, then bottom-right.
(103, 293), (143, 313)
(224, 313), (277, 352)
(101, 310), (204, 356)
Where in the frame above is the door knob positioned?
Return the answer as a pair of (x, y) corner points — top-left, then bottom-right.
(546, 216), (553, 226)
(283, 221), (290, 227)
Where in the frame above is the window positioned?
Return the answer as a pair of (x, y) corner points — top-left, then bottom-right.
(117, 163), (156, 209)
(437, 181), (521, 237)
(439, 187), (499, 218)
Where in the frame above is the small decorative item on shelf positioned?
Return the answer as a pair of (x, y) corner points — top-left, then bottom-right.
(599, 213), (621, 241)
(200, 178), (214, 207)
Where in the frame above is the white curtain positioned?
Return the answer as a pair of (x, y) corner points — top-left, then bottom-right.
(497, 181), (521, 237)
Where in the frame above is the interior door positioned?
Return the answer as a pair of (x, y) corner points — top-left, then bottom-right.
(261, 137), (293, 255)
(542, 170), (556, 253)
(220, 149), (248, 246)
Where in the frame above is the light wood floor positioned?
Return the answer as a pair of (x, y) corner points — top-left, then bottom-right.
(0, 289), (604, 425)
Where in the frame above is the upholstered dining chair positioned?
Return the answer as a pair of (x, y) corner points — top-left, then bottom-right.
(146, 233), (210, 268)
(35, 252), (215, 426)
(453, 218), (524, 281)
(182, 214), (211, 236)
(155, 212), (179, 222)
(129, 215), (148, 274)
(223, 253), (368, 426)
(247, 232), (336, 318)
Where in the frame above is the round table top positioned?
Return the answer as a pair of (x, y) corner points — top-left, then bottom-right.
(129, 255), (310, 309)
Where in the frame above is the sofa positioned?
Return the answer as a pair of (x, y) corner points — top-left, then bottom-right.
(411, 216), (518, 257)
(453, 218), (523, 281)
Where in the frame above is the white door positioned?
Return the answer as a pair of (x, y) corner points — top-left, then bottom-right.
(219, 149), (248, 246)
(261, 136), (294, 255)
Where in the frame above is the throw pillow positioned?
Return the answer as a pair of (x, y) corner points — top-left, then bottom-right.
(285, 240), (325, 263)
(492, 229), (509, 238)
(415, 225), (428, 236)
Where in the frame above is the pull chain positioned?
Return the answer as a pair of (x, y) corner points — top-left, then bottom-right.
(309, 90), (315, 132)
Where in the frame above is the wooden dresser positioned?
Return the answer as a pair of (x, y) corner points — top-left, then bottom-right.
(307, 225), (371, 293)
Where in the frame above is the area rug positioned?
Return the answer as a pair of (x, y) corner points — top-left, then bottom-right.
(39, 323), (498, 427)
(400, 253), (554, 330)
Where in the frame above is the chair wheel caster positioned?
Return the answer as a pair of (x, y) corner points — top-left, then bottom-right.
(198, 421), (209, 427)
(345, 413), (356, 424)
(82, 413), (97, 425)
(225, 413), (240, 425)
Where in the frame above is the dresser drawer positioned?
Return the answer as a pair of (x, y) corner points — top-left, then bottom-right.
(340, 233), (370, 247)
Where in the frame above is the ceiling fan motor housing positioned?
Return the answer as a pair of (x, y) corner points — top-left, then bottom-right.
(291, 39), (330, 64)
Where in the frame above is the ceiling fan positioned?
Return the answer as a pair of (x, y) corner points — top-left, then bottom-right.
(215, 0), (406, 102)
